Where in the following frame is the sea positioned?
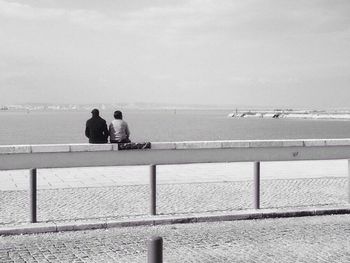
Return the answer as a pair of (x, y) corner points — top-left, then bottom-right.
(1, 109), (350, 145)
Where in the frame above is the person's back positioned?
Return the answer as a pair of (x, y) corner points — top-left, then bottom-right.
(85, 109), (109, 143)
(109, 110), (130, 143)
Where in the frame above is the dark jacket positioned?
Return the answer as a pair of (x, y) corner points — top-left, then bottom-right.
(85, 116), (109, 143)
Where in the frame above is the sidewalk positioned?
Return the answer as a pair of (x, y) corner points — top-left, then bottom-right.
(1, 214), (350, 262)
(0, 160), (347, 190)
(0, 160), (348, 227)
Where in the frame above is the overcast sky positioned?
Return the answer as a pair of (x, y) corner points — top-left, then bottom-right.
(0, 0), (349, 108)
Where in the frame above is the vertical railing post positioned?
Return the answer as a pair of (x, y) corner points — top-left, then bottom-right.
(254, 162), (260, 209)
(29, 168), (37, 223)
(150, 164), (157, 215)
(348, 160), (350, 203)
(148, 236), (163, 263)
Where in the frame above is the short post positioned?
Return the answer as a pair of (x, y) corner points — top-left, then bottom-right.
(150, 164), (157, 215)
(29, 168), (37, 223)
(254, 162), (260, 209)
(148, 236), (163, 263)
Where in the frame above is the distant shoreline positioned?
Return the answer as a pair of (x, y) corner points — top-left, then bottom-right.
(2, 108), (350, 121)
(227, 110), (350, 121)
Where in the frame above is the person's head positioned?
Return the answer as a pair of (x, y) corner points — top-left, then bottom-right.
(91, 108), (99, 117)
(114, 110), (123, 120)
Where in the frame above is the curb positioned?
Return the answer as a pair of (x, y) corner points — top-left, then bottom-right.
(1, 205), (350, 236)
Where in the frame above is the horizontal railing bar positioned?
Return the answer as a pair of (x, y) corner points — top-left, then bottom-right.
(1, 140), (350, 170)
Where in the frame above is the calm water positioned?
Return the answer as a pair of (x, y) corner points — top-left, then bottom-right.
(1, 109), (350, 145)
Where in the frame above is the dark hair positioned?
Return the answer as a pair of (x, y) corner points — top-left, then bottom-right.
(91, 108), (99, 116)
(114, 110), (123, 119)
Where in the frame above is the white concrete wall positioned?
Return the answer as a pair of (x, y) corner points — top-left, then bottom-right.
(1, 139), (350, 170)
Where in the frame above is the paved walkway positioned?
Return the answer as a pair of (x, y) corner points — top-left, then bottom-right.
(0, 160), (347, 190)
(1, 214), (350, 262)
(0, 160), (348, 226)
(0, 160), (349, 262)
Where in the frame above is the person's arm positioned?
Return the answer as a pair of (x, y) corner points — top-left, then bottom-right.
(125, 122), (130, 139)
(103, 121), (109, 140)
(109, 123), (114, 138)
(85, 121), (90, 138)
(108, 123), (112, 134)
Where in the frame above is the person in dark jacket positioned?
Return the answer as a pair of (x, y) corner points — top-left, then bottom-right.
(85, 109), (109, 143)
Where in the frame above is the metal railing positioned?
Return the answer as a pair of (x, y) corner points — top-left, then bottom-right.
(1, 139), (350, 223)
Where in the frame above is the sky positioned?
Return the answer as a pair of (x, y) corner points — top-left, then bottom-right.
(0, 0), (349, 108)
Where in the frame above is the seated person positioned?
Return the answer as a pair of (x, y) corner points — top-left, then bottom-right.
(85, 108), (109, 143)
(109, 110), (131, 143)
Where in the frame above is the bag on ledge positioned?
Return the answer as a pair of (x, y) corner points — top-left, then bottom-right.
(118, 142), (151, 150)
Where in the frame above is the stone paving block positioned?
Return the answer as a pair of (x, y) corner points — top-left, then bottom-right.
(303, 139), (327, 146)
(151, 142), (176, 150)
(55, 223), (75, 232)
(175, 141), (222, 149)
(221, 140), (250, 148)
(282, 140), (304, 147)
(107, 218), (154, 228)
(56, 221), (107, 232)
(69, 144), (113, 152)
(72, 221), (107, 231)
(31, 144), (70, 153)
(313, 205), (350, 215)
(111, 144), (119, 151)
(0, 145), (31, 154)
(249, 140), (284, 147)
(152, 216), (197, 226)
(0, 223), (57, 236)
(325, 139), (350, 146)
(218, 210), (263, 221)
(258, 207), (309, 218)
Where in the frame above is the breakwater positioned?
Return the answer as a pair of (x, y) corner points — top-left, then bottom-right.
(228, 110), (350, 120)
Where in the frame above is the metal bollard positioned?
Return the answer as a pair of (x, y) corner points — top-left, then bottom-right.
(254, 162), (260, 209)
(148, 236), (163, 263)
(150, 165), (157, 215)
(29, 168), (37, 223)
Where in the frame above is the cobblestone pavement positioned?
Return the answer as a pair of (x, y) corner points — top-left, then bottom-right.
(0, 177), (347, 225)
(0, 214), (349, 262)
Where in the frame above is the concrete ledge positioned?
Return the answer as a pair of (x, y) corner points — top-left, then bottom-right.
(175, 141), (222, 149)
(222, 140), (250, 148)
(151, 142), (176, 150)
(2, 139), (350, 156)
(1, 205), (349, 236)
(0, 145), (31, 154)
(249, 140), (284, 147)
(69, 144), (113, 152)
(326, 139), (350, 146)
(281, 140), (304, 147)
(31, 144), (70, 153)
(303, 139), (327, 146)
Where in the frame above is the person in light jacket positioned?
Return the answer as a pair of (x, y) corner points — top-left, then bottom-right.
(109, 110), (130, 143)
